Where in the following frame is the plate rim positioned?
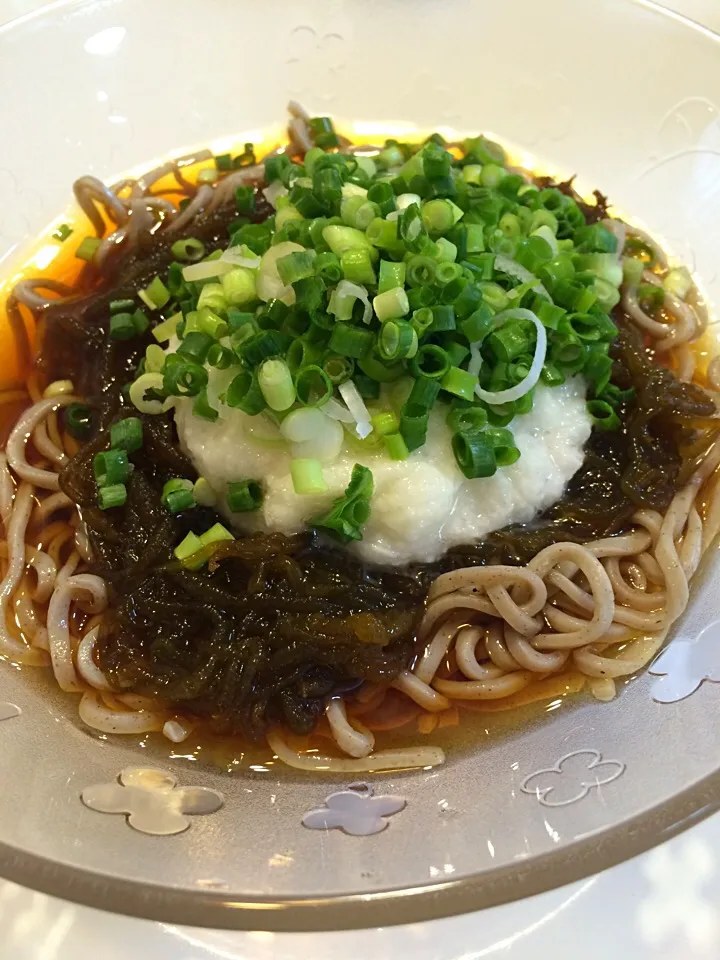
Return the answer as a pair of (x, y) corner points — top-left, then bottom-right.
(1, 0), (720, 930)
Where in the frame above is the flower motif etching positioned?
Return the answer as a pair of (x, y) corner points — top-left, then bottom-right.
(302, 783), (406, 836)
(81, 767), (223, 836)
(521, 750), (625, 807)
(648, 628), (720, 703)
(0, 703), (20, 722)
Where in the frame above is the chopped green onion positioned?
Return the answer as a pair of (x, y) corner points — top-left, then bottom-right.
(174, 531), (203, 563)
(171, 238), (206, 262)
(193, 478), (217, 507)
(383, 432), (409, 460)
(276, 249), (317, 285)
(109, 312), (137, 341)
(226, 369), (266, 414)
(98, 483), (127, 510)
(435, 237), (458, 262)
(366, 217), (405, 255)
(295, 365), (333, 407)
(378, 320), (418, 361)
(110, 417), (143, 453)
(446, 405), (488, 434)
(52, 223), (73, 242)
(410, 307), (434, 337)
(139, 276), (171, 310)
(291, 458), (328, 495)
(452, 431), (497, 479)
(486, 427), (520, 466)
(323, 224), (376, 258)
(410, 344), (450, 380)
(132, 310), (149, 335)
(109, 298), (136, 315)
(193, 388), (219, 422)
(315, 251), (343, 283)
(94, 449), (131, 487)
(341, 247), (376, 286)
(429, 304), (456, 333)
(421, 199), (456, 235)
(152, 312), (182, 343)
(207, 343), (234, 369)
(195, 310), (227, 342)
(75, 236), (101, 261)
(196, 282), (227, 316)
(177, 331), (214, 363)
(129, 373), (171, 415)
(65, 403), (93, 440)
(234, 185), (255, 213)
(371, 411), (399, 436)
(373, 287), (410, 323)
(328, 322), (373, 359)
(587, 399), (621, 431)
(163, 359), (208, 398)
(323, 354), (355, 384)
(378, 260), (406, 294)
(441, 366), (478, 401)
(258, 358), (296, 411)
(199, 523), (234, 548)
(221, 267), (257, 306)
(227, 479), (263, 512)
(312, 464), (373, 542)
(406, 255), (437, 288)
(162, 478), (195, 513)
(309, 116), (339, 148)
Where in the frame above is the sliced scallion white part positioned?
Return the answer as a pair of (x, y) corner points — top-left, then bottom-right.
(338, 380), (373, 439)
(129, 373), (174, 415)
(473, 308), (547, 405)
(219, 245), (261, 269)
(256, 241), (305, 305)
(329, 280), (372, 325)
(281, 407), (344, 461)
(262, 181), (289, 209)
(341, 182), (368, 199)
(494, 255), (551, 300)
(182, 260), (234, 282)
(322, 397), (355, 423)
(193, 478), (217, 507)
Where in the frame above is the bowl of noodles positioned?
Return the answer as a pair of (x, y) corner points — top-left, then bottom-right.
(1, 0), (720, 932)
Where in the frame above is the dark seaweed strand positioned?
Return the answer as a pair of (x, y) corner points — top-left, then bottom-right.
(44, 164), (714, 740)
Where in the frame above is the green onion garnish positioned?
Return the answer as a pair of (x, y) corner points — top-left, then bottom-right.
(65, 403), (93, 440)
(110, 417), (143, 453)
(98, 483), (127, 510)
(171, 238), (206, 262)
(291, 458), (328, 495)
(162, 478), (195, 514)
(312, 464), (374, 542)
(94, 449), (131, 487)
(52, 223), (73, 242)
(452, 431), (497, 479)
(227, 479), (263, 512)
(226, 369), (266, 415)
(75, 236), (101, 261)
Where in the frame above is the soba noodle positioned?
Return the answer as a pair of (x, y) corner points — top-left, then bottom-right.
(0, 105), (718, 773)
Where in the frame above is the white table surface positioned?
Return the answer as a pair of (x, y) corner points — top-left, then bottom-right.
(3, 1), (720, 957)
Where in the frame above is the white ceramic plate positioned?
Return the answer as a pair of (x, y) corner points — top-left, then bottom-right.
(1, 0), (720, 932)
